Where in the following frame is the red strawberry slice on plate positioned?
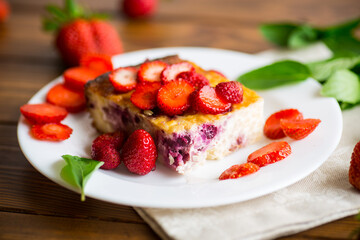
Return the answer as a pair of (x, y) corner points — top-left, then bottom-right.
(64, 66), (102, 92)
(264, 109), (304, 139)
(109, 67), (137, 93)
(137, 61), (167, 83)
(80, 53), (114, 74)
(280, 118), (321, 140)
(31, 123), (73, 141)
(177, 71), (209, 89)
(20, 103), (68, 124)
(219, 162), (260, 180)
(160, 62), (195, 84)
(215, 81), (243, 104)
(247, 141), (292, 167)
(193, 85), (231, 114)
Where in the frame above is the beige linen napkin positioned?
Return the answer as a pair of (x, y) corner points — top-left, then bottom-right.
(135, 44), (360, 240)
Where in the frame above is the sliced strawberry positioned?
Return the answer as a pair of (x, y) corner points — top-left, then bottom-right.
(193, 85), (231, 114)
(215, 81), (243, 104)
(31, 123), (73, 141)
(219, 162), (260, 180)
(349, 141), (360, 191)
(157, 79), (195, 116)
(176, 71), (210, 89)
(131, 82), (161, 110)
(46, 83), (86, 113)
(160, 62), (195, 84)
(20, 103), (68, 124)
(137, 61), (167, 83)
(264, 109), (304, 139)
(80, 53), (114, 74)
(109, 67), (137, 93)
(247, 141), (291, 167)
(64, 66), (102, 92)
(280, 118), (321, 140)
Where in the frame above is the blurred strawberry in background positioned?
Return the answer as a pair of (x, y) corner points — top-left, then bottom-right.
(122, 0), (158, 19)
(43, 0), (123, 66)
(0, 0), (9, 22)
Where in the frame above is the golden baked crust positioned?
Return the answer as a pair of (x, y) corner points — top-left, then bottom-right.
(85, 55), (262, 134)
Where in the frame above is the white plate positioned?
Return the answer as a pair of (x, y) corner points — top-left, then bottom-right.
(17, 47), (342, 208)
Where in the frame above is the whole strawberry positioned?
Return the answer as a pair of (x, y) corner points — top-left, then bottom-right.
(122, 0), (158, 19)
(43, 0), (123, 66)
(121, 129), (157, 175)
(349, 141), (360, 191)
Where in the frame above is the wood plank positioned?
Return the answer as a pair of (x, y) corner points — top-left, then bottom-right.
(0, 211), (159, 240)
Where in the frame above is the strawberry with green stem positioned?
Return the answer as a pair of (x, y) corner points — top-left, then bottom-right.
(43, 0), (123, 66)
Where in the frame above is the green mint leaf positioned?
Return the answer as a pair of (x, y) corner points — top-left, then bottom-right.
(323, 18), (360, 37)
(237, 60), (310, 90)
(60, 155), (104, 201)
(288, 25), (321, 49)
(307, 56), (360, 81)
(320, 69), (360, 104)
(323, 34), (360, 57)
(65, 0), (84, 19)
(260, 23), (298, 47)
(42, 19), (60, 32)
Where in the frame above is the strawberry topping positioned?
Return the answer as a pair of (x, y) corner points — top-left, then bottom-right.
(63, 66), (102, 92)
(109, 67), (138, 93)
(20, 103), (68, 124)
(215, 81), (243, 104)
(264, 109), (304, 139)
(219, 162), (260, 180)
(137, 61), (167, 83)
(192, 85), (231, 114)
(80, 53), (114, 74)
(131, 82), (161, 110)
(46, 83), (86, 113)
(160, 62), (195, 84)
(31, 123), (73, 141)
(280, 118), (321, 140)
(176, 71), (210, 89)
(247, 141), (292, 167)
(157, 79), (195, 116)
(121, 129), (157, 175)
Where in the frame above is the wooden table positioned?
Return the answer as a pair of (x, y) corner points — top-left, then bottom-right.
(1, 0), (359, 239)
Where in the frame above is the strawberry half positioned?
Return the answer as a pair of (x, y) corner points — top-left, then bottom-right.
(137, 61), (167, 83)
(80, 53), (114, 74)
(177, 71), (209, 89)
(219, 163), (260, 180)
(46, 83), (86, 113)
(121, 129), (157, 175)
(160, 62), (195, 84)
(131, 82), (162, 110)
(109, 67), (137, 93)
(247, 141), (292, 167)
(20, 103), (68, 124)
(31, 123), (73, 141)
(63, 66), (102, 92)
(215, 81), (243, 104)
(280, 118), (321, 140)
(264, 109), (304, 139)
(157, 79), (195, 116)
(349, 141), (360, 191)
(193, 85), (231, 114)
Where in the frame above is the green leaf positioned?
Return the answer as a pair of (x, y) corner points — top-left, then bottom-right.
(320, 69), (360, 104)
(288, 25), (321, 49)
(307, 56), (360, 81)
(60, 155), (104, 201)
(323, 34), (360, 56)
(260, 23), (298, 47)
(237, 60), (310, 90)
(323, 17), (360, 37)
(65, 0), (84, 19)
